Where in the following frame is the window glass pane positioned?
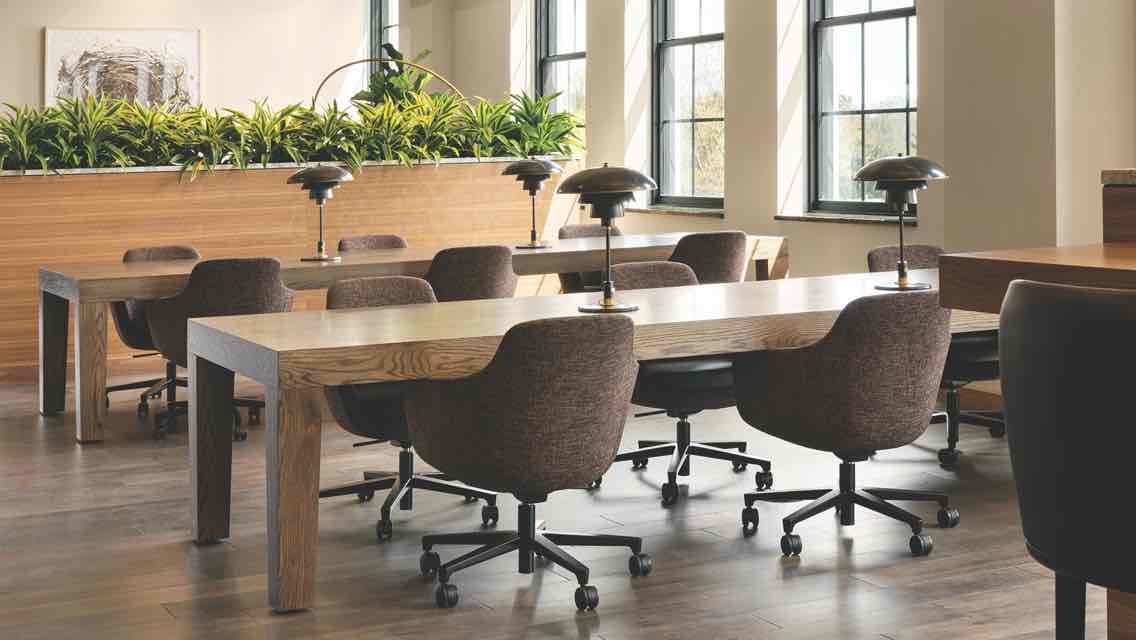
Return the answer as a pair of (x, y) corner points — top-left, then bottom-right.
(385, 26), (399, 50)
(667, 0), (701, 39)
(660, 122), (694, 197)
(818, 23), (861, 113)
(694, 121), (724, 197)
(870, 0), (914, 11)
(908, 111), (917, 155)
(908, 16), (917, 107)
(386, 0), (399, 27)
(543, 58), (586, 123)
(660, 44), (694, 121)
(826, 0), (869, 18)
(693, 41), (724, 118)
(818, 114), (862, 201)
(863, 112), (907, 201)
(548, 0), (585, 55)
(700, 0), (725, 35)
(864, 18), (906, 109)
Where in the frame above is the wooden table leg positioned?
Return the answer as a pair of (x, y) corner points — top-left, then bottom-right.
(38, 290), (69, 415)
(190, 354), (235, 544)
(1110, 590), (1136, 639)
(74, 302), (107, 443)
(265, 386), (323, 612)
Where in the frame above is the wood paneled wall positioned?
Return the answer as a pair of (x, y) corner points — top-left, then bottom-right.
(1, 161), (581, 369)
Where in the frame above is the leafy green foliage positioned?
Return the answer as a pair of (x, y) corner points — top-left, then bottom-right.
(0, 49), (581, 179)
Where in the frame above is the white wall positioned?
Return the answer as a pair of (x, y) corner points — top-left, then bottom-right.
(0, 0), (370, 109)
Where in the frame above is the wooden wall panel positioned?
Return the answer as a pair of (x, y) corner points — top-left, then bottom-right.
(0, 160), (580, 369)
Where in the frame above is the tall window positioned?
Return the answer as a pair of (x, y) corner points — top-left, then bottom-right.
(653, 0), (725, 208)
(810, 0), (917, 214)
(371, 0), (400, 56)
(537, 0), (587, 132)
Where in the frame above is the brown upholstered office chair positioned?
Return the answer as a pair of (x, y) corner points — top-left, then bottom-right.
(604, 261), (772, 506)
(669, 230), (748, 283)
(318, 276), (496, 541)
(147, 258), (294, 440)
(867, 244), (1005, 468)
(736, 290), (960, 557)
(557, 223), (623, 293)
(1000, 280), (1136, 638)
(407, 315), (651, 611)
(107, 245), (201, 416)
(423, 245), (518, 302)
(338, 234), (408, 252)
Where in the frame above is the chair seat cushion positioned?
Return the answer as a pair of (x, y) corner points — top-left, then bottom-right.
(632, 356), (736, 412)
(943, 330), (1000, 383)
(325, 381), (411, 442)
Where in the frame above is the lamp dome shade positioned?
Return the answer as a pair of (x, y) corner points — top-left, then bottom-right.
(557, 165), (657, 195)
(853, 155), (948, 183)
(502, 158), (563, 177)
(287, 165), (354, 190)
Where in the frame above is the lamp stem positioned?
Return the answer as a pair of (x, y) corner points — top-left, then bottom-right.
(317, 201), (328, 259)
(896, 200), (908, 287)
(603, 222), (614, 306)
(530, 194), (538, 244)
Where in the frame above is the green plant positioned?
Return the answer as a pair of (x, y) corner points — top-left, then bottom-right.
(355, 99), (415, 166)
(459, 98), (517, 159)
(45, 96), (130, 169)
(0, 104), (54, 173)
(116, 100), (185, 167)
(352, 44), (435, 105)
(299, 102), (364, 171)
(174, 106), (243, 181)
(228, 101), (305, 167)
(405, 92), (466, 161)
(502, 93), (580, 157)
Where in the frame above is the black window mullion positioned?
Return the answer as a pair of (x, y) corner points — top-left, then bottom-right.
(859, 21), (865, 202)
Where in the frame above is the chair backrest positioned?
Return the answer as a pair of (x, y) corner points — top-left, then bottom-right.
(558, 223), (623, 240)
(407, 315), (638, 501)
(326, 276), (436, 310)
(867, 244), (943, 272)
(1000, 280), (1136, 591)
(669, 231), (748, 284)
(111, 245), (201, 351)
(337, 234), (408, 252)
(557, 224), (623, 293)
(147, 258), (293, 366)
(424, 245), (518, 302)
(733, 290), (950, 459)
(611, 261), (698, 291)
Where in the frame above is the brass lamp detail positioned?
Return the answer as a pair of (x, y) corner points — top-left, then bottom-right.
(503, 158), (563, 249)
(853, 155), (949, 291)
(557, 163), (658, 313)
(288, 165), (354, 263)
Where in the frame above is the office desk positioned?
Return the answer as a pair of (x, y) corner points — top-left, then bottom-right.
(37, 233), (788, 443)
(186, 268), (995, 612)
(940, 243), (1136, 639)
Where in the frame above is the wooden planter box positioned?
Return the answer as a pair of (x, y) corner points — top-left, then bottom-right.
(1, 158), (581, 368)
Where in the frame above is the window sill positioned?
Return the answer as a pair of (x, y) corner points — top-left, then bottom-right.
(774, 212), (916, 226)
(626, 206), (725, 220)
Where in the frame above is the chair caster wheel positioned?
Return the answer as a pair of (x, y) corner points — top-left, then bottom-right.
(587, 477), (602, 490)
(136, 402), (149, 417)
(248, 407), (261, 425)
(435, 583), (459, 608)
(661, 482), (679, 506)
(732, 461), (748, 472)
(910, 533), (934, 556)
(631, 458), (648, 470)
(781, 533), (802, 556)
(937, 448), (960, 468)
(989, 425), (1006, 438)
(357, 490), (375, 503)
(574, 585), (599, 611)
(628, 553), (653, 577)
(420, 551), (441, 577)
(741, 507), (759, 537)
(754, 471), (773, 491)
(481, 505), (499, 527)
(937, 507), (960, 528)
(376, 518), (393, 542)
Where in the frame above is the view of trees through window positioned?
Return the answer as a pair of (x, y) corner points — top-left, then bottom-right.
(813, 0), (916, 211)
(538, 0), (586, 146)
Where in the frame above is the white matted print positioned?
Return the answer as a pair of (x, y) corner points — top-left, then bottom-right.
(44, 28), (200, 107)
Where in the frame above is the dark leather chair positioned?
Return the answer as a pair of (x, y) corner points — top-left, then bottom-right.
(735, 290), (961, 557)
(609, 235), (772, 507)
(868, 244), (1005, 467)
(338, 234), (408, 252)
(423, 245), (518, 302)
(318, 276), (496, 541)
(147, 258), (294, 440)
(407, 315), (652, 611)
(557, 223), (623, 293)
(106, 245), (200, 416)
(1000, 280), (1136, 638)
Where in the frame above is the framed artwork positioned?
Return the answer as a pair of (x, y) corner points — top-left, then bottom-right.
(44, 28), (201, 107)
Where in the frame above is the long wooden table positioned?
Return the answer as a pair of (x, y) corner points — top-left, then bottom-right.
(185, 268), (996, 612)
(940, 242), (1136, 639)
(37, 233), (789, 443)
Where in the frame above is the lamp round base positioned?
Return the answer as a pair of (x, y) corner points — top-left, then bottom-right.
(515, 242), (551, 249)
(875, 282), (932, 291)
(579, 302), (639, 314)
(301, 255), (342, 263)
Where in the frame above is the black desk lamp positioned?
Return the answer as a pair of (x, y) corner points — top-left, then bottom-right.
(288, 166), (354, 263)
(557, 163), (657, 313)
(854, 155), (948, 290)
(503, 158), (562, 249)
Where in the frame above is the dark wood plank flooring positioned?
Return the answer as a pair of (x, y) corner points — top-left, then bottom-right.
(0, 362), (1103, 639)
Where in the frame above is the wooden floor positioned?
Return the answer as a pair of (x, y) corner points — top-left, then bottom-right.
(0, 361), (1104, 639)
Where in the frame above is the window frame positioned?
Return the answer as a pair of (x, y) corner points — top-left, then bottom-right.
(370, 0), (400, 76)
(808, 0), (917, 216)
(651, 0), (726, 210)
(535, 0), (587, 107)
